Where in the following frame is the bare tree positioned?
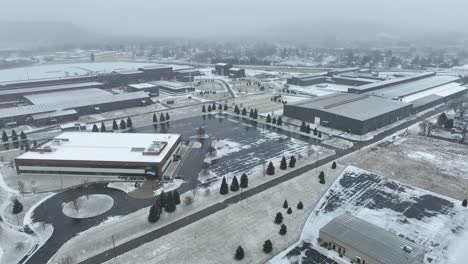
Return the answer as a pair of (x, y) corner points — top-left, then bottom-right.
(201, 162), (210, 176)
(184, 196), (194, 206)
(17, 181), (25, 196)
(204, 188), (211, 196)
(196, 127), (206, 137)
(15, 242), (25, 251)
(58, 256), (74, 264)
(82, 179), (90, 199)
(207, 144), (217, 157)
(72, 197), (81, 213)
(191, 187), (199, 198)
(449, 99), (467, 118)
(460, 126), (468, 144)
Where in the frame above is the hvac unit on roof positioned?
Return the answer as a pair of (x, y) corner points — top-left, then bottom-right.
(403, 245), (413, 253)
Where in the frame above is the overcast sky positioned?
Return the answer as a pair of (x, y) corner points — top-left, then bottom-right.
(3, 0), (468, 39)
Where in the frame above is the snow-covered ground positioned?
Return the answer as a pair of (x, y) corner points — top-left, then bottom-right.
(322, 137), (354, 149)
(101, 164), (345, 264)
(271, 166), (468, 264)
(107, 182), (137, 193)
(154, 179), (183, 196)
(62, 194), (114, 218)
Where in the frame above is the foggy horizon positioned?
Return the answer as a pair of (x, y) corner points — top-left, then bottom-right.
(2, 0), (468, 41)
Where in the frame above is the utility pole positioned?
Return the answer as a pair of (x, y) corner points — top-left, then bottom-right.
(112, 235), (117, 259)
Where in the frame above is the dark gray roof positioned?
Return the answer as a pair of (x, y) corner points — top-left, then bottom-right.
(321, 213), (425, 264)
(0, 82), (103, 96)
(0, 92), (149, 119)
(289, 93), (411, 121)
(31, 109), (78, 120)
(367, 75), (460, 99)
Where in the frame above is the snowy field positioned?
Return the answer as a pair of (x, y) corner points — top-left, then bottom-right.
(62, 194), (114, 218)
(272, 166), (468, 264)
(341, 134), (468, 200)
(322, 138), (354, 149)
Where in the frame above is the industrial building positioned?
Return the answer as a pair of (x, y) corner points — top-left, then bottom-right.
(127, 83), (159, 96)
(283, 93), (412, 135)
(174, 67), (201, 82)
(331, 76), (377, 86)
(228, 68), (246, 78)
(214, 63), (233, 76)
(15, 132), (182, 178)
(287, 74), (328, 86)
(31, 110), (79, 126)
(138, 65), (174, 81)
(348, 72), (436, 94)
(320, 213), (425, 264)
(24, 88), (112, 105)
(0, 81), (105, 101)
(0, 92), (151, 127)
(151, 81), (194, 95)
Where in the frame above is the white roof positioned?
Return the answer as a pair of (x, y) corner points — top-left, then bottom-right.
(127, 83), (157, 89)
(16, 132), (181, 164)
(25, 88), (111, 105)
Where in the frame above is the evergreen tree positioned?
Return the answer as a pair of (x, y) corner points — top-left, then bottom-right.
(234, 105), (240, 114)
(11, 130), (18, 148)
(274, 212), (283, 224)
(159, 191), (167, 208)
(272, 117), (277, 124)
(240, 173), (248, 188)
(148, 204), (161, 223)
(313, 127), (318, 135)
(100, 122), (106, 132)
(280, 156), (287, 170)
(202, 105), (206, 112)
(218, 104), (222, 111)
(266, 114), (272, 123)
(463, 199), (467, 207)
(20, 131), (27, 141)
(331, 161), (337, 169)
(112, 119), (118, 130)
(2, 131), (8, 144)
(120, 120), (127, 130)
(249, 109), (254, 118)
(127, 117), (133, 128)
(279, 224), (287, 235)
(25, 142), (30, 151)
(289, 155), (296, 168)
(212, 102), (216, 110)
(92, 124), (99, 132)
(287, 207), (292, 214)
(305, 125), (311, 134)
(253, 109), (258, 119)
(234, 246), (245, 260)
(160, 113), (165, 122)
(300, 121), (306, 132)
(166, 112), (170, 120)
(220, 177), (229, 195)
(318, 131), (322, 138)
(283, 200), (288, 209)
(208, 105), (212, 112)
(224, 104), (228, 111)
(437, 113), (448, 126)
(266, 161), (275, 175)
(242, 108), (247, 116)
(165, 191), (176, 212)
(263, 240), (273, 253)
(173, 190), (181, 205)
(277, 116), (282, 126)
(230, 176), (239, 192)
(153, 113), (158, 122)
(12, 199), (23, 214)
(297, 201), (303, 210)
(319, 171), (325, 184)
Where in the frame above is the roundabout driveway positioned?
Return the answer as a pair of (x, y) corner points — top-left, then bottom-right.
(23, 183), (155, 264)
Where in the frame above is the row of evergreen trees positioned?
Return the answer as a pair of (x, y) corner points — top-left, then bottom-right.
(300, 121), (322, 137)
(148, 189), (181, 223)
(92, 118), (134, 132)
(265, 114), (282, 126)
(153, 112), (171, 123)
(220, 173), (248, 195)
(2, 130), (28, 149)
(202, 103), (228, 113)
(266, 155), (297, 176)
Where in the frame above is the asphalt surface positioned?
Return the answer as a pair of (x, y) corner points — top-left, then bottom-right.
(77, 104), (449, 264)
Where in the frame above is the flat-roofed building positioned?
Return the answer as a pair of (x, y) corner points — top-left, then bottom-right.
(127, 83), (159, 96)
(24, 88), (111, 105)
(320, 213), (424, 264)
(228, 68), (246, 78)
(283, 93), (412, 135)
(287, 74), (328, 86)
(15, 132), (182, 178)
(0, 81), (105, 101)
(151, 81), (194, 95)
(214, 63), (233, 76)
(138, 65), (174, 81)
(31, 109), (78, 126)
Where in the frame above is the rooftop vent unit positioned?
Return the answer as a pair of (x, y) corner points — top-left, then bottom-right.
(403, 245), (413, 253)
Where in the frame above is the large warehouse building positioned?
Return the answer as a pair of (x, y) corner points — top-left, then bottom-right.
(284, 93), (412, 135)
(15, 132), (182, 178)
(320, 213), (425, 264)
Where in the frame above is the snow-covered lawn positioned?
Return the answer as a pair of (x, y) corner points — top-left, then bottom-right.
(107, 182), (137, 193)
(62, 194), (114, 219)
(322, 137), (354, 149)
(102, 164), (345, 264)
(154, 179), (183, 196)
(271, 166), (468, 264)
(0, 223), (35, 264)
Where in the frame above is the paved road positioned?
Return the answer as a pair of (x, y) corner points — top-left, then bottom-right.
(77, 103), (450, 264)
